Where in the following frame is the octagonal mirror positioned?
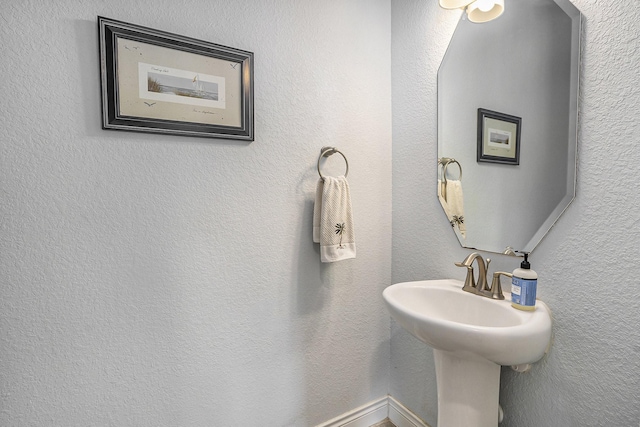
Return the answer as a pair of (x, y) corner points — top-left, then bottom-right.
(437, 0), (581, 255)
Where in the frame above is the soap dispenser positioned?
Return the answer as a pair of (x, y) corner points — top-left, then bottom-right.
(511, 252), (538, 311)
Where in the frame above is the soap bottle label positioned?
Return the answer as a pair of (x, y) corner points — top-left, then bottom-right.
(511, 277), (537, 306)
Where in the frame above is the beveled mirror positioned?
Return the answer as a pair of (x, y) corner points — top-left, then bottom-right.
(437, 0), (581, 255)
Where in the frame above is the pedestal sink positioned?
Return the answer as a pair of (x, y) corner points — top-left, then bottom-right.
(383, 279), (552, 426)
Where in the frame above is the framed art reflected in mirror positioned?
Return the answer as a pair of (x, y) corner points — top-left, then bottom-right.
(477, 108), (521, 165)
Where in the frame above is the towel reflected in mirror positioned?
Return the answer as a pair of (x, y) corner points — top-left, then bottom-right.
(438, 178), (466, 238)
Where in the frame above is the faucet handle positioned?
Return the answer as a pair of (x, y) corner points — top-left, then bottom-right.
(490, 271), (512, 300)
(455, 261), (476, 291)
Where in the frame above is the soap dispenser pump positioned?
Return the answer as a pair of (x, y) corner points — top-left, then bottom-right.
(511, 252), (538, 311)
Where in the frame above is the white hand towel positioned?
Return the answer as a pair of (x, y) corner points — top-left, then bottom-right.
(313, 178), (324, 243)
(313, 176), (356, 262)
(438, 179), (466, 238)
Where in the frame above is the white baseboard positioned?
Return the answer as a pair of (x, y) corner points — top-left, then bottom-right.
(387, 396), (430, 427)
(315, 397), (389, 427)
(316, 396), (430, 427)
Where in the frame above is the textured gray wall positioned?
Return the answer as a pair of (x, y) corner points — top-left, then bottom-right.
(0, 1), (392, 425)
(391, 0), (640, 426)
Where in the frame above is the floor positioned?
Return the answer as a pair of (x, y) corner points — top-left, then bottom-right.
(370, 419), (396, 427)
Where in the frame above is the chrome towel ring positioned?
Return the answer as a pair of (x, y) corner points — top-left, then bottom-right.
(438, 157), (462, 183)
(317, 146), (349, 181)
(438, 157), (462, 202)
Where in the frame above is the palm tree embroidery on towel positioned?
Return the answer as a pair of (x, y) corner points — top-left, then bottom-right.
(450, 215), (464, 228)
(335, 223), (345, 248)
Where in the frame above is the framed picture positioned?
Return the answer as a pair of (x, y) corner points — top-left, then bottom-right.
(98, 16), (254, 141)
(477, 108), (521, 165)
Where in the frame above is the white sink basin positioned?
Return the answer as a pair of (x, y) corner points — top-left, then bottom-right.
(383, 279), (552, 366)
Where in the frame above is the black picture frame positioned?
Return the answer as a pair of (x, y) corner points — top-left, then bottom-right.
(98, 16), (254, 141)
(477, 108), (521, 165)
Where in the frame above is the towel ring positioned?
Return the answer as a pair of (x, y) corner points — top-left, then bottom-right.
(317, 146), (349, 181)
(438, 157), (462, 183)
(438, 157), (462, 202)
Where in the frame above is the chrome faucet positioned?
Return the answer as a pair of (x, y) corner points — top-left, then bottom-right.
(455, 252), (510, 300)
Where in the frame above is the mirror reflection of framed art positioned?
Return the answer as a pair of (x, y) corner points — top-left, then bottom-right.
(477, 108), (521, 165)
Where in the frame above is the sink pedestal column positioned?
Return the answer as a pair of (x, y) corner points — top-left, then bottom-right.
(433, 349), (501, 427)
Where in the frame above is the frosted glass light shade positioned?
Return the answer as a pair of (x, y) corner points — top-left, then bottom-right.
(467, 0), (505, 23)
(439, 0), (474, 10)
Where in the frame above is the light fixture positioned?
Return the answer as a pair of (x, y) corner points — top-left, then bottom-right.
(439, 0), (505, 23)
(467, 0), (504, 23)
(439, 0), (474, 9)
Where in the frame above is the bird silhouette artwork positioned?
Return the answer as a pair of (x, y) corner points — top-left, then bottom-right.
(144, 102), (156, 107)
(125, 45), (142, 55)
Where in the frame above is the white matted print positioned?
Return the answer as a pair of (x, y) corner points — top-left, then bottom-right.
(138, 62), (226, 109)
(116, 38), (239, 126)
(488, 128), (512, 149)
